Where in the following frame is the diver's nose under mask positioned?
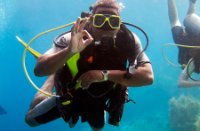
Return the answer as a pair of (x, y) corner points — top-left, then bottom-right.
(99, 22), (114, 31)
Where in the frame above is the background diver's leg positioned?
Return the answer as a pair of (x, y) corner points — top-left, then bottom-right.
(183, 0), (200, 37)
(29, 74), (55, 109)
(167, 0), (181, 28)
(187, 0), (196, 15)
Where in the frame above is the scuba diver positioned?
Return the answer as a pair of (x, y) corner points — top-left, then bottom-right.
(168, 0), (200, 87)
(179, 48), (200, 87)
(25, 0), (154, 130)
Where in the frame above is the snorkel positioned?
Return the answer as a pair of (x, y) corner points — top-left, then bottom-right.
(16, 2), (149, 97)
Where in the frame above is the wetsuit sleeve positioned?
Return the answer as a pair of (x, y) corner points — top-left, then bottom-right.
(43, 32), (71, 55)
(53, 32), (71, 48)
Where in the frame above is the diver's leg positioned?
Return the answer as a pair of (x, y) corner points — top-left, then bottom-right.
(89, 111), (105, 131)
(168, 0), (181, 28)
(25, 96), (60, 127)
(29, 74), (55, 109)
(108, 85), (127, 126)
(91, 127), (101, 131)
(88, 111), (105, 131)
(183, 0), (200, 37)
(187, 0), (197, 15)
(87, 103), (105, 131)
(25, 74), (56, 127)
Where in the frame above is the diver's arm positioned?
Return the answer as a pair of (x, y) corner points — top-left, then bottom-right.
(34, 47), (75, 76)
(179, 59), (200, 87)
(168, 0), (181, 28)
(108, 63), (153, 87)
(108, 35), (153, 87)
(79, 64), (153, 88)
(79, 64), (153, 89)
(187, 0), (196, 15)
(34, 18), (93, 76)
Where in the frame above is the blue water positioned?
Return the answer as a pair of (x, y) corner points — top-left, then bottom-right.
(0, 106), (6, 115)
(1, 0), (200, 131)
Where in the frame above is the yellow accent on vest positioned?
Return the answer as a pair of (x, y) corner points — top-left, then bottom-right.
(66, 53), (82, 89)
(66, 53), (80, 78)
(62, 100), (72, 105)
(75, 80), (82, 90)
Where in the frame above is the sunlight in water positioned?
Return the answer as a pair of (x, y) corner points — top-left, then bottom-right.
(118, 0), (125, 11)
(0, 0), (14, 38)
(0, 1), (5, 33)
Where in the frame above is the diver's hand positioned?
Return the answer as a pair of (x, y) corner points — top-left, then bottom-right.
(78, 70), (104, 90)
(69, 17), (93, 54)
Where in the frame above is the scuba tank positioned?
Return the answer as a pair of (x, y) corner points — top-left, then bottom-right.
(184, 14), (200, 37)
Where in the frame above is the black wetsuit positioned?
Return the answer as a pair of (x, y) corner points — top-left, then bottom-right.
(172, 26), (200, 66)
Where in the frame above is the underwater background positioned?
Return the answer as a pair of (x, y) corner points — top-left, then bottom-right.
(1, 0), (200, 131)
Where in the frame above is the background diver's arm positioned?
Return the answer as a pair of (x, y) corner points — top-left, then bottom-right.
(178, 59), (200, 87)
(167, 0), (181, 28)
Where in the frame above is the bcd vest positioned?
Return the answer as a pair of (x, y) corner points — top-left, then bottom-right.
(54, 24), (136, 96)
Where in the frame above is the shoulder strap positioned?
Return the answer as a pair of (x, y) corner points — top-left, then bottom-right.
(115, 24), (136, 59)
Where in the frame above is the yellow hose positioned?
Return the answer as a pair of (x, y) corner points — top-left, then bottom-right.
(162, 43), (200, 68)
(17, 22), (75, 97)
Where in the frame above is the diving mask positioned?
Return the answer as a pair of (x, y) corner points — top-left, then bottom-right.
(93, 14), (121, 30)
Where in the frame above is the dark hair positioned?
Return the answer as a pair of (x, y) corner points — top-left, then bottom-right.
(190, 49), (200, 74)
(190, 48), (200, 59)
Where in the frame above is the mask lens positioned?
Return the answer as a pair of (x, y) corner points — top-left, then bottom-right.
(109, 16), (120, 28)
(94, 15), (106, 27)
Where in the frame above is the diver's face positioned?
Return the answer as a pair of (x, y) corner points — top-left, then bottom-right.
(91, 7), (120, 39)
